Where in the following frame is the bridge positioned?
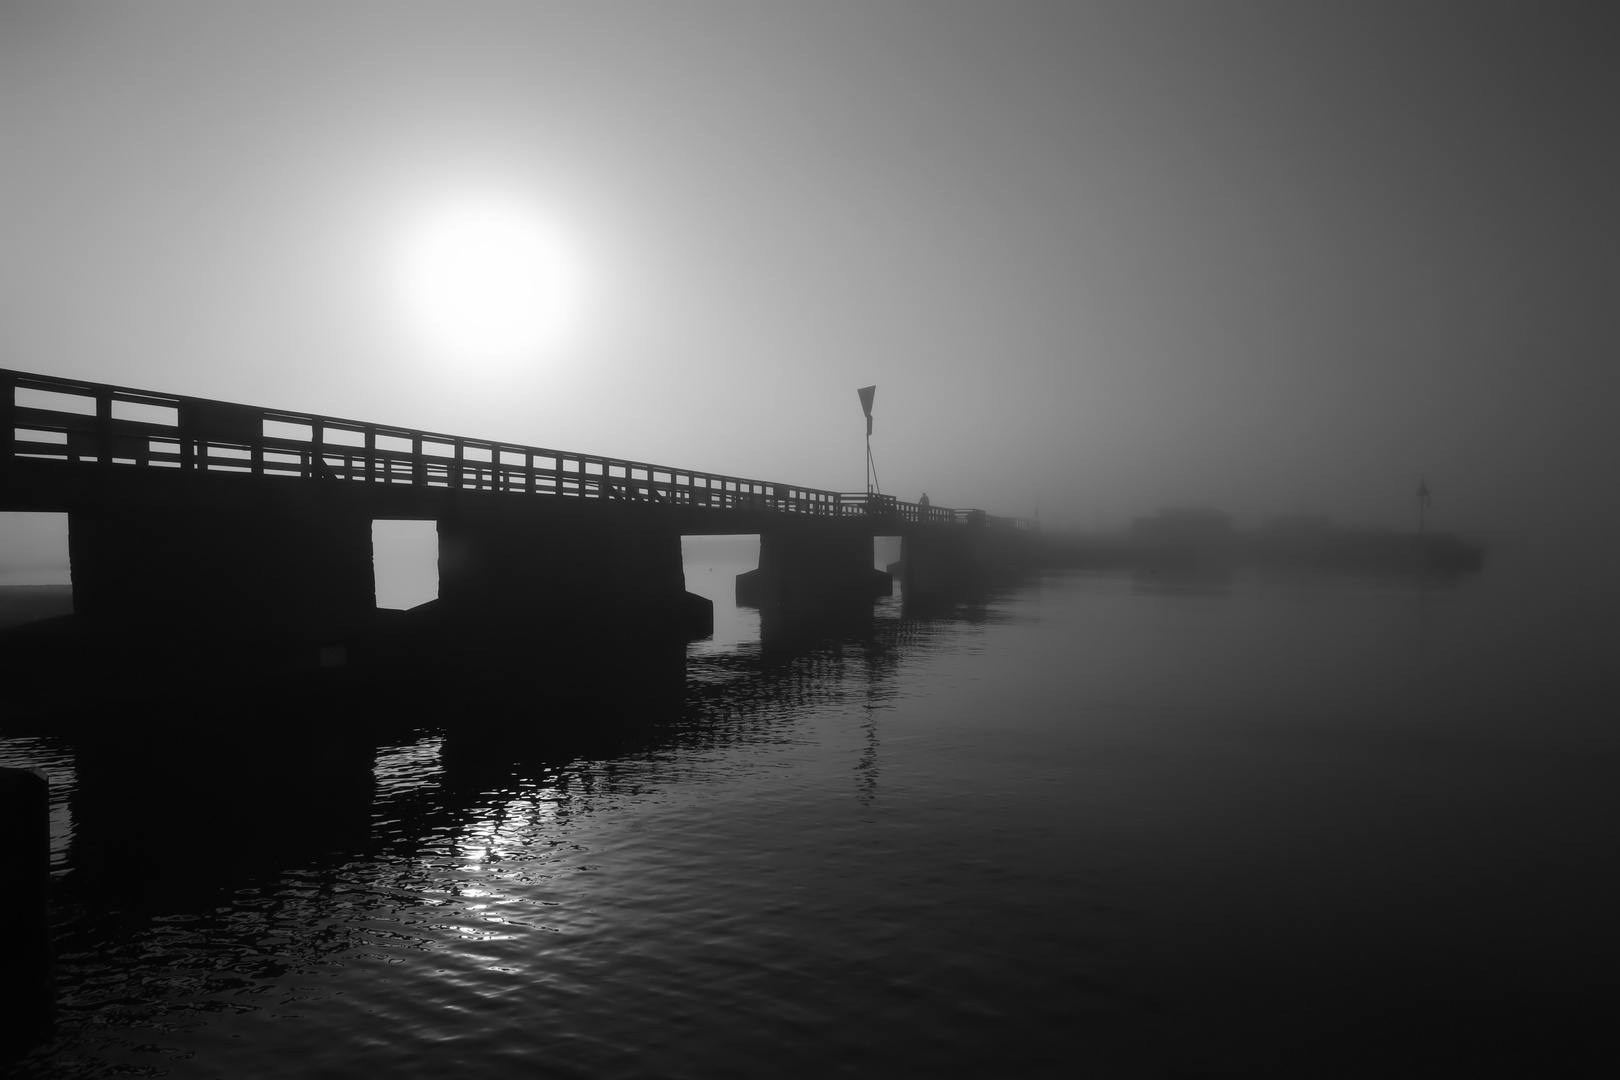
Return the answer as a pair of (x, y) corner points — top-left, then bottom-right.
(1, 368), (1026, 658)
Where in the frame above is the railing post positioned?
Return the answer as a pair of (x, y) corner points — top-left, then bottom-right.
(0, 373), (14, 486)
(136, 407), (151, 466)
(412, 434), (424, 485)
(364, 427), (375, 482)
(179, 400), (196, 472)
(250, 410), (264, 476)
(452, 439), (464, 490)
(95, 390), (113, 471)
(311, 419), (324, 479)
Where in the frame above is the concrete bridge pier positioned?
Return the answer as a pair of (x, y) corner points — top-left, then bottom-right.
(67, 496), (376, 637)
(735, 525), (891, 618)
(892, 515), (1029, 602)
(436, 502), (712, 644)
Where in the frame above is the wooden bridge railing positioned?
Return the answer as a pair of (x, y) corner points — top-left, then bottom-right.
(2, 369), (975, 526)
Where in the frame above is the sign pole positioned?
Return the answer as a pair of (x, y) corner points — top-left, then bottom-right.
(857, 385), (877, 497)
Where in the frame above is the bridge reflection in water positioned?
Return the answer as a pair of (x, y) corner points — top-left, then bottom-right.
(2, 573), (1012, 1073)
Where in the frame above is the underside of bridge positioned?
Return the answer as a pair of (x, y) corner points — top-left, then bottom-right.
(27, 480), (1026, 643)
(9, 463), (1027, 661)
(58, 483), (717, 646)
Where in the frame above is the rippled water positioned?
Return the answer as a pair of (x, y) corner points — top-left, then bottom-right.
(3, 552), (1615, 1077)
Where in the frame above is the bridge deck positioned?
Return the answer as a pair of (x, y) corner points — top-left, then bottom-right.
(2, 369), (983, 529)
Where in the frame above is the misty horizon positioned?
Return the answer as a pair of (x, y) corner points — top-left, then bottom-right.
(2, 1), (1613, 552)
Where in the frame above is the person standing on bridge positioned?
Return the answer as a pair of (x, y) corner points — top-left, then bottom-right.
(919, 493), (930, 510)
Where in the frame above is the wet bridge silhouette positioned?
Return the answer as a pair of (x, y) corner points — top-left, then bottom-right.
(1, 369), (1025, 648)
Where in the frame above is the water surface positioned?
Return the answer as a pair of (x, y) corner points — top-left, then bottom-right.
(3, 556), (1614, 1077)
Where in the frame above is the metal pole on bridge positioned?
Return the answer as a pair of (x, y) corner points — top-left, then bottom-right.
(857, 385), (877, 496)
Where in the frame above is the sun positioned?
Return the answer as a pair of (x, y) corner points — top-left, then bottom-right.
(397, 195), (581, 362)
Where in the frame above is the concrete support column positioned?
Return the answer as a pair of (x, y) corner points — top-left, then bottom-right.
(736, 525), (890, 616)
(436, 504), (711, 642)
(67, 498), (375, 635)
(895, 519), (1031, 602)
(895, 527), (972, 601)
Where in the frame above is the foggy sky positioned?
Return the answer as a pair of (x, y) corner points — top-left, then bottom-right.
(1, 1), (1613, 543)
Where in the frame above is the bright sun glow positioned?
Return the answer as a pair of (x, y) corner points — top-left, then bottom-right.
(398, 196), (582, 362)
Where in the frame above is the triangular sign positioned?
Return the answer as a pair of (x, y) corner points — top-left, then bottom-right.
(857, 385), (876, 418)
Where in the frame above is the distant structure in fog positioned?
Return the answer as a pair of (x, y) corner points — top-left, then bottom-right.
(1041, 504), (1482, 575)
(1130, 507), (1234, 568)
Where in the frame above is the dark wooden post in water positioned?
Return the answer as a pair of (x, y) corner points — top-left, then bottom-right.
(0, 767), (52, 1050)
